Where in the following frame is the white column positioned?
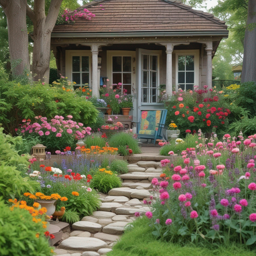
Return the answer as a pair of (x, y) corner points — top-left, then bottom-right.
(206, 42), (213, 89)
(166, 43), (173, 96)
(91, 44), (99, 98)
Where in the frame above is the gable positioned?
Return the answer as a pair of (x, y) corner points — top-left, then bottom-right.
(53, 0), (227, 35)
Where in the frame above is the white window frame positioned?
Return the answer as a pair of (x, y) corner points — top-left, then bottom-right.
(174, 50), (199, 91)
(107, 51), (136, 95)
(65, 50), (92, 87)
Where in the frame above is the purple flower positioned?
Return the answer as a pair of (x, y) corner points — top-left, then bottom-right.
(134, 212), (140, 217)
(212, 224), (219, 231)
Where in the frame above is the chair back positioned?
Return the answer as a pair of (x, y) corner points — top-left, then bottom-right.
(156, 109), (167, 137)
(138, 110), (161, 135)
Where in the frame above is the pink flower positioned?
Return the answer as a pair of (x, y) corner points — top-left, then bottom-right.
(213, 153), (221, 158)
(168, 151), (174, 155)
(160, 192), (170, 200)
(210, 209), (218, 217)
(178, 194), (186, 202)
(67, 129), (72, 134)
(184, 158), (190, 164)
(244, 139), (251, 146)
(224, 134), (231, 138)
(115, 94), (120, 99)
(201, 183), (207, 188)
(160, 181), (169, 188)
(216, 164), (225, 170)
(234, 204), (242, 213)
(103, 84), (106, 88)
(239, 199), (248, 207)
(232, 148), (239, 153)
(185, 193), (192, 200)
(172, 174), (181, 181)
(220, 199), (229, 207)
(181, 175), (190, 181)
(145, 211), (153, 219)
(55, 150), (61, 154)
(198, 171), (205, 178)
(45, 131), (50, 136)
(216, 142), (223, 147)
(185, 201), (191, 207)
(194, 159), (200, 166)
(245, 172), (251, 178)
(206, 150), (214, 155)
(173, 182), (182, 190)
(248, 183), (256, 190)
(56, 133), (62, 137)
(105, 93), (109, 97)
(151, 178), (158, 186)
(165, 219), (172, 225)
(174, 166), (182, 172)
(51, 127), (57, 132)
(190, 210), (198, 219)
(67, 115), (73, 119)
(177, 97), (183, 101)
(160, 159), (170, 167)
(38, 131), (44, 136)
(155, 219), (160, 224)
(180, 169), (187, 175)
(247, 163), (255, 168)
(207, 143), (213, 147)
(249, 213), (256, 222)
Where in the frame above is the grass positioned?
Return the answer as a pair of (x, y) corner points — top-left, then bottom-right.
(110, 159), (129, 174)
(108, 218), (256, 256)
(84, 134), (106, 148)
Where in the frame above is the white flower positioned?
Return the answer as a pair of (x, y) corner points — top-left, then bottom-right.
(87, 188), (92, 192)
(29, 174), (36, 177)
(81, 175), (86, 178)
(33, 171), (40, 175)
(51, 167), (62, 174)
(238, 175), (249, 182)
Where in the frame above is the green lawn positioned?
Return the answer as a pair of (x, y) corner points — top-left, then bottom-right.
(108, 218), (256, 256)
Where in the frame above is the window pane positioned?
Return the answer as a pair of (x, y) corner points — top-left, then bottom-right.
(113, 57), (122, 72)
(179, 84), (185, 90)
(178, 72), (185, 83)
(82, 73), (89, 85)
(143, 55), (148, 70)
(123, 85), (131, 94)
(151, 72), (157, 87)
(186, 84), (194, 91)
(178, 56), (185, 71)
(186, 72), (194, 83)
(113, 73), (122, 84)
(73, 73), (80, 84)
(123, 57), (131, 72)
(151, 56), (157, 71)
(72, 56), (80, 72)
(143, 71), (148, 87)
(142, 88), (148, 102)
(151, 89), (157, 102)
(186, 56), (194, 71)
(123, 73), (131, 84)
(82, 56), (89, 72)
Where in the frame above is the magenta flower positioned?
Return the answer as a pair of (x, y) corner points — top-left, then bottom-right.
(38, 131), (44, 136)
(165, 219), (172, 225)
(247, 163), (255, 168)
(134, 212), (141, 217)
(45, 131), (50, 136)
(182, 175), (190, 181)
(249, 213), (256, 222)
(223, 214), (230, 219)
(151, 178), (158, 186)
(248, 183), (256, 190)
(198, 171), (205, 178)
(185, 201), (191, 207)
(239, 199), (248, 207)
(220, 199), (229, 207)
(180, 169), (187, 175)
(172, 174), (181, 181)
(160, 192), (169, 200)
(145, 211), (153, 219)
(185, 193), (192, 200)
(190, 210), (198, 219)
(173, 166), (182, 172)
(173, 182), (182, 190)
(178, 194), (186, 202)
(234, 204), (242, 213)
(56, 133), (62, 137)
(67, 129), (72, 134)
(160, 181), (169, 188)
(210, 209), (218, 217)
(245, 172), (251, 178)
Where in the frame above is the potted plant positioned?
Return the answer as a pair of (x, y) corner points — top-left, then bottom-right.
(88, 97), (107, 114)
(166, 121), (180, 139)
(120, 94), (133, 116)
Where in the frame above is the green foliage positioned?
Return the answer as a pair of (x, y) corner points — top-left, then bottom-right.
(89, 112), (106, 132)
(0, 164), (39, 200)
(84, 134), (106, 148)
(90, 171), (122, 194)
(49, 68), (59, 84)
(110, 159), (129, 174)
(108, 217), (256, 256)
(0, 200), (53, 256)
(62, 210), (80, 224)
(229, 116), (256, 137)
(109, 132), (141, 155)
(0, 79), (98, 135)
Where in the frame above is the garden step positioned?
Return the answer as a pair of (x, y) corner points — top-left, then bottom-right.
(98, 248), (112, 254)
(93, 232), (120, 242)
(59, 237), (107, 251)
(72, 221), (102, 233)
(108, 187), (136, 197)
(128, 166), (146, 172)
(114, 206), (151, 215)
(136, 161), (161, 168)
(99, 202), (123, 212)
(125, 199), (142, 206)
(82, 252), (100, 256)
(102, 221), (129, 235)
(112, 215), (129, 221)
(102, 196), (129, 203)
(92, 211), (116, 219)
(130, 189), (151, 199)
(122, 182), (152, 189)
(70, 231), (91, 237)
(120, 172), (161, 181)
(127, 154), (170, 162)
(82, 216), (99, 223)
(98, 219), (113, 226)
(145, 167), (163, 173)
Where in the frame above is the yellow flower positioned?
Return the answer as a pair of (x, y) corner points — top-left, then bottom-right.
(73, 82), (76, 84)
(32, 103), (34, 106)
(224, 94), (229, 97)
(36, 233), (40, 238)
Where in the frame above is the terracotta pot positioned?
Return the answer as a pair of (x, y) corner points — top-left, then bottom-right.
(36, 200), (56, 216)
(106, 108), (112, 115)
(122, 108), (131, 116)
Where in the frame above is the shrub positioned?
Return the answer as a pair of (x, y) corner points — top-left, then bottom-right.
(84, 134), (106, 148)
(89, 112), (106, 132)
(90, 169), (122, 194)
(0, 200), (53, 256)
(109, 132), (141, 156)
(62, 210), (80, 224)
(110, 159), (129, 174)
(0, 79), (98, 135)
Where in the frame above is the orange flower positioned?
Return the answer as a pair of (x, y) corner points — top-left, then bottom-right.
(24, 192), (31, 197)
(45, 166), (52, 172)
(29, 195), (37, 200)
(60, 197), (68, 201)
(160, 173), (166, 178)
(179, 103), (184, 108)
(53, 174), (58, 177)
(72, 191), (79, 196)
(36, 233), (40, 238)
(186, 111), (189, 114)
(82, 89), (86, 92)
(33, 202), (40, 208)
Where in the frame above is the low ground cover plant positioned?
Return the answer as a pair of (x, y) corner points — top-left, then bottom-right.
(110, 159), (129, 174)
(84, 134), (107, 148)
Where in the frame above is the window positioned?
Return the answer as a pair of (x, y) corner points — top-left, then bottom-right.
(112, 56), (132, 94)
(141, 54), (158, 103)
(177, 55), (195, 91)
(72, 56), (90, 87)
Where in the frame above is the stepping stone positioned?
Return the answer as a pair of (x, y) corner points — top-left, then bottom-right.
(98, 219), (113, 226)
(128, 166), (146, 172)
(59, 237), (106, 251)
(122, 182), (151, 189)
(77, 232), (91, 237)
(82, 252), (100, 256)
(112, 215), (128, 221)
(131, 189), (151, 199)
(102, 221), (128, 235)
(92, 211), (116, 219)
(99, 202), (123, 211)
(108, 187), (134, 197)
(137, 161), (160, 168)
(71, 254), (81, 256)
(94, 232), (120, 242)
(120, 173), (148, 180)
(54, 249), (68, 255)
(82, 216), (99, 223)
(104, 196), (129, 203)
(72, 221), (102, 232)
(145, 167), (162, 173)
(98, 248), (112, 254)
(126, 199), (142, 206)
(70, 231), (84, 236)
(115, 206), (151, 215)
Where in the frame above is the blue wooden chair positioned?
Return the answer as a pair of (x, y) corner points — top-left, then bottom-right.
(137, 109), (167, 144)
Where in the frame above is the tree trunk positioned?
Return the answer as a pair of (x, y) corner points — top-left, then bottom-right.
(241, 0), (256, 83)
(1, 0), (30, 77)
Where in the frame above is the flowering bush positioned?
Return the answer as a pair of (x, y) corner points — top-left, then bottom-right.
(165, 86), (231, 136)
(75, 86), (92, 98)
(88, 97), (107, 107)
(119, 94), (133, 108)
(140, 132), (256, 247)
(18, 116), (92, 151)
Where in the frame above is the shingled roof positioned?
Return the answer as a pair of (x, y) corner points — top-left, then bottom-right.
(52, 0), (228, 37)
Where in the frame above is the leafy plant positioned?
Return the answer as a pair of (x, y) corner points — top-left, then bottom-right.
(0, 200), (53, 256)
(90, 171), (122, 194)
(109, 132), (141, 155)
(84, 134), (106, 148)
(110, 159), (129, 174)
(88, 97), (107, 107)
(62, 210), (80, 224)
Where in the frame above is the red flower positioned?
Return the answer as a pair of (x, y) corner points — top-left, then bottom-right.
(101, 133), (107, 138)
(40, 164), (45, 168)
(193, 107), (199, 112)
(64, 146), (71, 152)
(197, 111), (202, 116)
(49, 234), (55, 239)
(207, 104), (210, 107)
(221, 121), (225, 124)
(71, 172), (75, 176)
(175, 111), (179, 115)
(45, 166), (52, 172)
(186, 106), (189, 109)
(172, 106), (176, 109)
(182, 114), (185, 117)
(219, 116), (222, 119)
(87, 174), (92, 180)
(188, 116), (195, 123)
(55, 100), (59, 103)
(206, 120), (211, 126)
(209, 98), (213, 102)
(186, 129), (191, 133)
(44, 231), (50, 237)
(218, 107), (222, 111)
(203, 119), (205, 121)
(87, 179), (91, 183)
(199, 104), (204, 108)
(64, 175), (70, 179)
(53, 174), (58, 177)
(213, 96), (219, 102)
(129, 149), (133, 154)
(206, 113), (211, 119)
(203, 98), (208, 102)
(211, 107), (216, 113)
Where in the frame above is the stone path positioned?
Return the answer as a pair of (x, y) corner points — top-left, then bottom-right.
(54, 160), (162, 256)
